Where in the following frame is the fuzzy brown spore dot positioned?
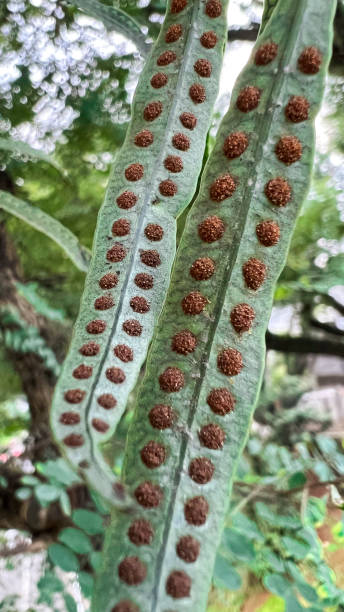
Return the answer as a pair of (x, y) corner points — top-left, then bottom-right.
(182, 291), (208, 315)
(79, 341), (99, 357)
(265, 177), (291, 207)
(198, 215), (224, 243)
(157, 51), (177, 66)
(223, 131), (248, 159)
(171, 0), (187, 13)
(118, 556), (147, 585)
(236, 86), (261, 112)
(256, 220), (280, 246)
(123, 319), (143, 336)
(230, 303), (255, 333)
(143, 101), (163, 121)
(210, 174), (236, 201)
(159, 179), (178, 197)
(176, 535), (200, 563)
(194, 58), (212, 77)
(78, 460), (90, 469)
(200, 30), (217, 48)
(159, 367), (185, 392)
(199, 423), (225, 449)
(164, 155), (183, 173)
(217, 348), (243, 376)
(275, 135), (302, 165)
(254, 41), (278, 65)
(188, 457), (214, 484)
(171, 330), (197, 355)
(141, 441), (166, 468)
(134, 129), (154, 147)
(165, 23), (182, 42)
(106, 367), (125, 384)
(172, 132), (190, 151)
(63, 433), (84, 447)
(125, 163), (144, 182)
(114, 344), (133, 362)
(73, 364), (92, 379)
(184, 496), (209, 525)
(106, 243), (127, 263)
(205, 0), (222, 17)
(134, 481), (163, 508)
(99, 273), (118, 289)
(149, 405), (174, 429)
(243, 257), (266, 290)
(92, 418), (109, 433)
(134, 273), (154, 290)
(94, 295), (115, 311)
(60, 412), (80, 425)
(117, 191), (137, 210)
(64, 389), (85, 404)
(189, 83), (206, 104)
(111, 601), (139, 612)
(86, 319), (106, 334)
(190, 257), (215, 281)
(151, 72), (168, 89)
(298, 46), (322, 74)
(166, 571), (191, 599)
(140, 249), (161, 267)
(179, 112), (197, 130)
(130, 296), (150, 313)
(285, 96), (310, 123)
(112, 218), (130, 237)
(97, 394), (117, 409)
(144, 223), (164, 241)
(207, 388), (235, 415)
(128, 519), (154, 546)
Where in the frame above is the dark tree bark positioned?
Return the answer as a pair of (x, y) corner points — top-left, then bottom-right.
(266, 331), (344, 358)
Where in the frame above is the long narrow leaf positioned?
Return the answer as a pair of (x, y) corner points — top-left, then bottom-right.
(0, 137), (66, 176)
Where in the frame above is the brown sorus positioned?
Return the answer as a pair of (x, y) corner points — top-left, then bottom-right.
(144, 223), (164, 241)
(114, 344), (133, 362)
(149, 404), (174, 429)
(171, 0), (187, 13)
(265, 177), (291, 207)
(199, 423), (225, 449)
(106, 367), (125, 384)
(256, 220), (280, 246)
(236, 86), (261, 112)
(205, 0), (222, 17)
(141, 441), (166, 468)
(207, 387), (235, 415)
(134, 481), (163, 508)
(63, 433), (84, 447)
(117, 191), (137, 209)
(166, 571), (191, 599)
(243, 257), (267, 290)
(60, 412), (80, 425)
(143, 101), (163, 121)
(79, 460), (90, 469)
(159, 367), (185, 392)
(151, 73), (168, 88)
(130, 296), (150, 313)
(164, 155), (183, 173)
(94, 295), (115, 310)
(86, 319), (106, 334)
(210, 173), (236, 201)
(111, 601), (139, 612)
(217, 348), (243, 376)
(200, 30), (217, 48)
(189, 83), (206, 104)
(134, 273), (154, 290)
(223, 131), (248, 159)
(190, 257), (215, 280)
(128, 519), (154, 546)
(112, 218), (130, 236)
(298, 46), (322, 74)
(134, 129), (154, 147)
(125, 163), (144, 181)
(165, 24), (182, 42)
(140, 249), (161, 267)
(275, 135), (302, 165)
(99, 273), (118, 289)
(189, 457), (214, 484)
(123, 319), (143, 336)
(198, 215), (224, 242)
(176, 535), (200, 563)
(179, 112), (197, 130)
(92, 418), (109, 433)
(182, 291), (208, 315)
(172, 132), (190, 150)
(79, 341), (99, 356)
(157, 51), (177, 66)
(73, 364), (92, 379)
(106, 243), (127, 263)
(184, 496), (209, 525)
(159, 179), (177, 197)
(230, 303), (255, 333)
(254, 41), (278, 65)
(285, 96), (310, 123)
(118, 556), (147, 585)
(171, 330), (197, 355)
(97, 393), (117, 409)
(64, 389), (85, 404)
(194, 58), (212, 77)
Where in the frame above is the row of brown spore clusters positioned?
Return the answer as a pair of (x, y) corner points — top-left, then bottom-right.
(110, 38), (322, 610)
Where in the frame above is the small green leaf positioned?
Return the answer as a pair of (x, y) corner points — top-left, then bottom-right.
(48, 543), (79, 572)
(288, 472), (307, 489)
(213, 555), (242, 591)
(264, 574), (292, 597)
(34, 484), (61, 504)
(20, 475), (40, 486)
(281, 536), (311, 560)
(72, 509), (104, 535)
(59, 490), (72, 516)
(222, 528), (256, 562)
(296, 581), (319, 603)
(78, 571), (94, 598)
(37, 572), (64, 594)
(36, 458), (80, 486)
(0, 475), (8, 488)
(231, 512), (265, 542)
(15, 486), (32, 500)
(90, 551), (102, 571)
(58, 528), (92, 555)
(63, 593), (78, 612)
(284, 593), (305, 612)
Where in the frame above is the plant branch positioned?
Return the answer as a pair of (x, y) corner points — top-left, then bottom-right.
(266, 331), (344, 357)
